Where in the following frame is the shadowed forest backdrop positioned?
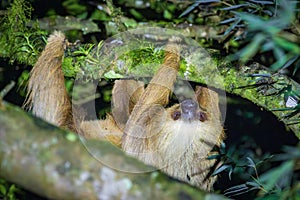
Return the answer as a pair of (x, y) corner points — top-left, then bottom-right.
(0, 0), (299, 199)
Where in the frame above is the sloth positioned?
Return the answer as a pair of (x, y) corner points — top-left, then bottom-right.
(25, 31), (225, 191)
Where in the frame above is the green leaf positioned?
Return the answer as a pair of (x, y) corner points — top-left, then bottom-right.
(220, 142), (226, 154)
(223, 18), (241, 36)
(179, 2), (200, 18)
(163, 10), (172, 20)
(292, 59), (300, 76)
(7, 184), (18, 196)
(179, 0), (220, 17)
(250, 0), (273, 4)
(259, 160), (294, 191)
(207, 154), (221, 160)
(270, 51), (288, 71)
(256, 155), (274, 166)
(238, 33), (265, 62)
(234, 11), (266, 30)
(246, 157), (256, 168)
(121, 17), (138, 28)
(281, 55), (299, 70)
(221, 4), (248, 11)
(212, 164), (231, 176)
(224, 181), (261, 197)
(225, 184), (252, 197)
(245, 181), (261, 188)
(220, 17), (237, 24)
(129, 9), (144, 20)
(228, 166), (234, 180)
(0, 184), (7, 195)
(104, 70), (124, 79)
(273, 37), (300, 54)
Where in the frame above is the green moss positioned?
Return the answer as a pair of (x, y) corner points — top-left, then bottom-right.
(62, 43), (95, 79)
(62, 57), (79, 78)
(0, 0), (47, 66)
(116, 47), (164, 77)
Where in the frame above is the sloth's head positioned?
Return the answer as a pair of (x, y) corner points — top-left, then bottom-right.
(171, 99), (207, 122)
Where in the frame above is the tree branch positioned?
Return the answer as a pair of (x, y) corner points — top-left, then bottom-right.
(0, 101), (226, 199)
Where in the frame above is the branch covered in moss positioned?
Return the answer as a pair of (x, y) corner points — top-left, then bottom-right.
(65, 38), (300, 139)
(217, 61), (300, 139)
(0, 101), (228, 199)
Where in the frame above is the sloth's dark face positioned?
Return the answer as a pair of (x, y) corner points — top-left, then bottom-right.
(180, 99), (198, 121)
(171, 99), (207, 122)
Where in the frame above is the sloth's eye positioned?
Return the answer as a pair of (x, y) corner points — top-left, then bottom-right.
(171, 110), (181, 120)
(198, 111), (208, 122)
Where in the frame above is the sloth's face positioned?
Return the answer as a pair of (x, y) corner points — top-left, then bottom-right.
(171, 99), (208, 122)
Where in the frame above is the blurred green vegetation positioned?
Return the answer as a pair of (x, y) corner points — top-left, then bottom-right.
(0, 0), (299, 199)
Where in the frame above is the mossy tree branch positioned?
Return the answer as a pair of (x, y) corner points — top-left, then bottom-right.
(73, 45), (300, 139)
(218, 61), (300, 139)
(0, 101), (228, 199)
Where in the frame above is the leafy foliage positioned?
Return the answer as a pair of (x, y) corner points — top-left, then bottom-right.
(237, 72), (300, 124)
(0, 179), (20, 200)
(180, 0), (300, 73)
(0, 0), (47, 66)
(212, 141), (300, 199)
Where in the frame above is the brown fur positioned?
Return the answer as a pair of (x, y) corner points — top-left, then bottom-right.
(122, 41), (224, 190)
(80, 114), (123, 146)
(25, 31), (224, 191)
(111, 79), (145, 130)
(24, 31), (74, 130)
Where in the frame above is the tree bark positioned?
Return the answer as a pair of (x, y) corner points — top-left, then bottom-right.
(0, 101), (226, 200)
